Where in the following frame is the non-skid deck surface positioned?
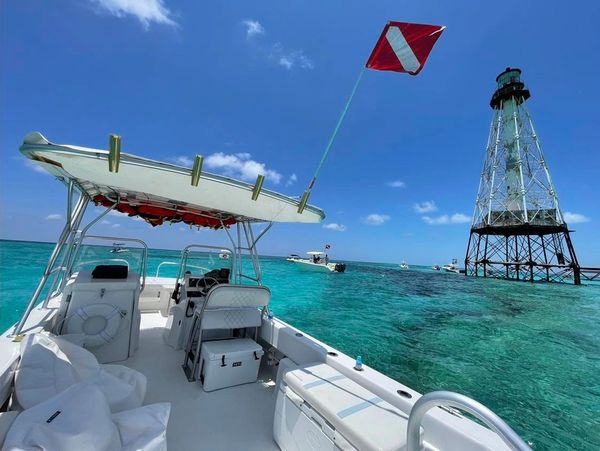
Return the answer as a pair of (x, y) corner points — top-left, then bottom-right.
(124, 312), (279, 451)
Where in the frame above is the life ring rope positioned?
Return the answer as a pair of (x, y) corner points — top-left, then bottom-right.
(65, 303), (124, 348)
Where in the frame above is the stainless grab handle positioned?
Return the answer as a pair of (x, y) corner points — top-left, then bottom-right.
(406, 391), (531, 451)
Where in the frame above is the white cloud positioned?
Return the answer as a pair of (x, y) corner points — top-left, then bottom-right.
(422, 213), (471, 225)
(172, 156), (193, 167)
(241, 23), (314, 71)
(112, 223), (121, 228)
(45, 213), (62, 221)
(24, 159), (48, 174)
(362, 214), (390, 225)
(89, 0), (177, 28)
(563, 212), (591, 224)
(205, 152), (282, 184)
(242, 19), (265, 38)
(414, 201), (438, 214)
(275, 48), (314, 70)
(285, 173), (298, 187)
(323, 223), (347, 232)
(101, 220), (111, 225)
(387, 180), (405, 188)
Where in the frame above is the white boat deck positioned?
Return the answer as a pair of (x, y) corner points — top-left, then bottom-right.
(123, 312), (279, 451)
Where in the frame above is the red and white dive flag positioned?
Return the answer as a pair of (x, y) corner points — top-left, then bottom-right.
(366, 22), (445, 75)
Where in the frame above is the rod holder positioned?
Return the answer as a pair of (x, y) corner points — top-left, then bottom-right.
(251, 174), (265, 201)
(191, 155), (203, 186)
(297, 191), (310, 213)
(108, 134), (121, 173)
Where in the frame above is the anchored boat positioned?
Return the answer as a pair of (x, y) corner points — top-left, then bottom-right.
(0, 133), (530, 450)
(442, 259), (462, 274)
(288, 251), (346, 273)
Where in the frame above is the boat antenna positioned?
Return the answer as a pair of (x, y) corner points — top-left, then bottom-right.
(297, 68), (365, 213)
(296, 21), (445, 213)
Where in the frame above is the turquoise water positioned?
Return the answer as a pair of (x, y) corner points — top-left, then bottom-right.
(1, 239), (599, 449)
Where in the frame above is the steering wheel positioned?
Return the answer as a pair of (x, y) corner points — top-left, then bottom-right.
(192, 276), (220, 294)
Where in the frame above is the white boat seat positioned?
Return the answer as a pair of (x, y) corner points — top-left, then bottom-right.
(15, 334), (146, 413)
(183, 284), (271, 381)
(282, 362), (414, 451)
(3, 382), (170, 451)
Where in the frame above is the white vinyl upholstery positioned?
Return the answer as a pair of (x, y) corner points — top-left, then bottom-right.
(281, 363), (413, 451)
(0, 411), (19, 449)
(3, 382), (170, 451)
(200, 284), (271, 331)
(15, 334), (146, 412)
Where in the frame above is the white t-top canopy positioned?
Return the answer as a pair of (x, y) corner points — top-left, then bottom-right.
(307, 251), (326, 255)
(20, 132), (325, 228)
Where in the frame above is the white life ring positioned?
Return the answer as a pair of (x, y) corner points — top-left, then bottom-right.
(67, 303), (123, 348)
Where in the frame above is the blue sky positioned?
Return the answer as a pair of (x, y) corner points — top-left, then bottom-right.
(1, 0), (599, 265)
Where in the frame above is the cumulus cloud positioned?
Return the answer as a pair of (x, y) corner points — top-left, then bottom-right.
(172, 156), (193, 167)
(323, 223), (347, 232)
(276, 48), (314, 70)
(89, 0), (177, 28)
(285, 173), (298, 187)
(414, 201), (438, 214)
(362, 214), (390, 225)
(387, 180), (405, 188)
(242, 19), (265, 38)
(45, 214), (62, 221)
(241, 21), (314, 71)
(23, 159), (48, 174)
(205, 152), (282, 184)
(422, 213), (470, 225)
(563, 212), (590, 224)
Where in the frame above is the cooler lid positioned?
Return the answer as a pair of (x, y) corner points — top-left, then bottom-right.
(201, 338), (263, 361)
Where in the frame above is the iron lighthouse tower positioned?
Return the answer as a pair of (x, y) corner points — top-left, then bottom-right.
(465, 68), (581, 284)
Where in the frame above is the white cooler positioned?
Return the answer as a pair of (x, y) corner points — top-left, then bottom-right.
(274, 362), (418, 451)
(200, 338), (264, 392)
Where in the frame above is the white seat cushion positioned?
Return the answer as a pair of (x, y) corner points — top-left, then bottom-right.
(15, 334), (146, 412)
(0, 411), (19, 448)
(112, 403), (171, 451)
(284, 363), (412, 451)
(3, 382), (122, 451)
(3, 382), (170, 451)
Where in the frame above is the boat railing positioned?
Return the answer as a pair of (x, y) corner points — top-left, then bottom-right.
(406, 391), (531, 451)
(68, 235), (148, 292)
(75, 258), (131, 270)
(155, 261), (209, 278)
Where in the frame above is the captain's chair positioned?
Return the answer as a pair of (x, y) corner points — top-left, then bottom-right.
(182, 284), (271, 381)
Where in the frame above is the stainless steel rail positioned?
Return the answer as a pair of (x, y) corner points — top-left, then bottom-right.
(155, 261), (208, 278)
(406, 391), (531, 451)
(12, 193), (88, 335)
(78, 235), (149, 291)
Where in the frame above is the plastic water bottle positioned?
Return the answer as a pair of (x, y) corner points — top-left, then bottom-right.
(354, 355), (363, 371)
(267, 310), (274, 321)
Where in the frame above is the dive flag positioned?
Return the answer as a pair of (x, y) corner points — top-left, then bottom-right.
(366, 22), (445, 75)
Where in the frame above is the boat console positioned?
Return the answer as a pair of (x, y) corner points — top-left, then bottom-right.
(54, 265), (141, 363)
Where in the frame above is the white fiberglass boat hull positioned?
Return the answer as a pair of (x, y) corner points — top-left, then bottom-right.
(289, 259), (337, 272)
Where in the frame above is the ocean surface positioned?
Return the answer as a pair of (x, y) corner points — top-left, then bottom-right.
(1, 239), (599, 450)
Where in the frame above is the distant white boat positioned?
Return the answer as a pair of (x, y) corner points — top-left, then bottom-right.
(289, 251), (346, 273)
(285, 253), (301, 262)
(110, 242), (129, 253)
(218, 249), (231, 260)
(432, 265), (441, 271)
(442, 259), (461, 273)
(399, 261), (409, 269)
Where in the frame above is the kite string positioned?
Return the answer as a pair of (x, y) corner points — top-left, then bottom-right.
(307, 67), (366, 191)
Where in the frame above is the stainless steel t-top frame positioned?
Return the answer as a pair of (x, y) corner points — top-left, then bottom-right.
(12, 182), (150, 336)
